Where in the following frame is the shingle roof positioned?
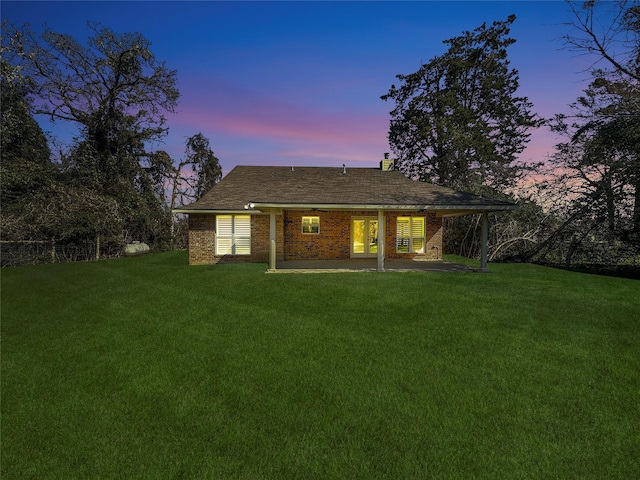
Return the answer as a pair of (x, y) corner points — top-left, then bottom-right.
(177, 166), (517, 212)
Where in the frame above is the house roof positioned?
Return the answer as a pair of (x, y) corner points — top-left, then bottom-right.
(175, 165), (518, 214)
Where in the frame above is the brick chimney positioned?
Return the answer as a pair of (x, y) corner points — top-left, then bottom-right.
(380, 152), (394, 171)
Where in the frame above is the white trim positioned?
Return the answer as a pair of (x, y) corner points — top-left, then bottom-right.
(173, 209), (267, 214)
(246, 202), (517, 212)
(175, 205), (517, 214)
(377, 209), (385, 272)
(269, 213), (276, 271)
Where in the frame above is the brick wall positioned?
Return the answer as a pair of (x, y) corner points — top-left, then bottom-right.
(188, 214), (216, 265)
(187, 210), (443, 265)
(283, 210), (443, 261)
(284, 210), (355, 260)
(250, 214), (284, 262)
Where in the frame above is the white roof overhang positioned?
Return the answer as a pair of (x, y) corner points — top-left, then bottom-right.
(173, 203), (518, 215)
(245, 202), (519, 214)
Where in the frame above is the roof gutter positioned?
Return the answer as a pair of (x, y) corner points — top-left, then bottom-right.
(173, 203), (519, 215)
(172, 209), (251, 214)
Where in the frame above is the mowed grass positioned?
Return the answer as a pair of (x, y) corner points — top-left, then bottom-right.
(2, 252), (639, 479)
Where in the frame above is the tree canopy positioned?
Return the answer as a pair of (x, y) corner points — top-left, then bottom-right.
(381, 15), (541, 194)
(6, 22), (179, 146)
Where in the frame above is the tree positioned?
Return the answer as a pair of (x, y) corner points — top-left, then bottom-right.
(169, 133), (222, 211)
(0, 58), (53, 205)
(522, 1), (640, 267)
(561, 1), (640, 231)
(21, 21), (177, 189)
(167, 133), (222, 247)
(563, 0), (639, 82)
(3, 21), (180, 249)
(193, 136), (223, 200)
(557, 80), (636, 213)
(381, 15), (541, 194)
(5, 22), (179, 157)
(0, 50), (120, 257)
(539, 77), (640, 264)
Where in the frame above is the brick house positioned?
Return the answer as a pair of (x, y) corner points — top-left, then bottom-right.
(174, 161), (518, 271)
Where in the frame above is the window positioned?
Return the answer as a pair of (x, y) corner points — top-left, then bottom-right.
(216, 215), (251, 255)
(302, 216), (320, 234)
(397, 217), (425, 253)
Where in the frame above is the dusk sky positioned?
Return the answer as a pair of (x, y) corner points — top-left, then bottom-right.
(3, 1), (594, 175)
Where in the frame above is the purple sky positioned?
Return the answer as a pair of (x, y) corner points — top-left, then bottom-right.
(3, 1), (592, 175)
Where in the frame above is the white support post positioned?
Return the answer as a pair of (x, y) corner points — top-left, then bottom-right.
(377, 209), (385, 272)
(269, 212), (276, 271)
(480, 212), (489, 272)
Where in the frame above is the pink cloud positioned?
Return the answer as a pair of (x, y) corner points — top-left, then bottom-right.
(169, 75), (389, 147)
(173, 99), (388, 148)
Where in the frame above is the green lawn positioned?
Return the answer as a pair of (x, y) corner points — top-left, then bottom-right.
(2, 252), (639, 479)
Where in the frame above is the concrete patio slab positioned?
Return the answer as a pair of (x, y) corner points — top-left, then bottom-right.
(269, 259), (477, 273)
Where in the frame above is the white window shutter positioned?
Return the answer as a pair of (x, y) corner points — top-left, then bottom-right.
(397, 217), (410, 252)
(234, 237), (251, 255)
(217, 216), (233, 237)
(411, 218), (425, 253)
(397, 217), (425, 254)
(216, 238), (233, 255)
(412, 238), (425, 254)
(411, 218), (425, 237)
(216, 215), (251, 255)
(234, 216), (251, 236)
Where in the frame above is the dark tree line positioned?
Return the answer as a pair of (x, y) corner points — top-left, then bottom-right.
(523, 0), (639, 269)
(1, 22), (221, 262)
(456, 2), (640, 268)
